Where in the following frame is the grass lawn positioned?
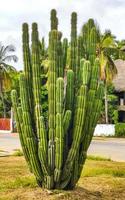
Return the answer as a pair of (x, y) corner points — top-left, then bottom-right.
(0, 156), (125, 200)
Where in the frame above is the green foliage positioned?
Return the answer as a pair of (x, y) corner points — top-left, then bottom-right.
(111, 39), (125, 60)
(87, 155), (111, 161)
(39, 37), (47, 61)
(99, 84), (118, 123)
(115, 123), (125, 137)
(113, 110), (118, 124)
(11, 10), (104, 190)
(13, 149), (23, 156)
(41, 85), (48, 121)
(0, 43), (18, 92)
(0, 92), (11, 117)
(0, 72), (19, 118)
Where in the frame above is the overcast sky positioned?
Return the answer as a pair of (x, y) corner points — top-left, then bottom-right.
(1, 0), (125, 70)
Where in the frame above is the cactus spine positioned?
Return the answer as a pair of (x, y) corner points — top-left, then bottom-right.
(11, 10), (104, 190)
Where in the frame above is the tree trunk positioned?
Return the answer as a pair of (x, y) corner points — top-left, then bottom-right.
(1, 92), (6, 118)
(104, 84), (108, 124)
(0, 81), (6, 118)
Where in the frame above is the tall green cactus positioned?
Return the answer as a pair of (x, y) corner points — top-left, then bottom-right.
(50, 9), (58, 30)
(81, 18), (99, 64)
(62, 38), (68, 69)
(11, 9), (104, 190)
(70, 12), (77, 79)
(76, 36), (84, 86)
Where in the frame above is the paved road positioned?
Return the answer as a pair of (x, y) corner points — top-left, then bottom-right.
(88, 138), (125, 161)
(0, 133), (125, 161)
(0, 133), (21, 155)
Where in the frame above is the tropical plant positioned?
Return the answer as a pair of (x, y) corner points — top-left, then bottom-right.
(0, 43), (18, 117)
(111, 39), (125, 60)
(11, 10), (104, 190)
(99, 84), (118, 124)
(115, 123), (125, 137)
(98, 31), (117, 124)
(0, 72), (20, 118)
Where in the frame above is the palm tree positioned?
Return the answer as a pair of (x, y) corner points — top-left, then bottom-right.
(96, 30), (118, 123)
(0, 43), (18, 118)
(114, 39), (125, 60)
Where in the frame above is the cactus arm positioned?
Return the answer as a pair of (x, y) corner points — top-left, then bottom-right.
(88, 27), (98, 65)
(69, 12), (77, 79)
(11, 90), (30, 167)
(50, 9), (58, 30)
(65, 70), (74, 110)
(31, 23), (50, 184)
(54, 78), (64, 183)
(71, 12), (77, 41)
(31, 23), (41, 106)
(57, 32), (64, 77)
(62, 38), (68, 69)
(22, 23), (33, 115)
(48, 30), (59, 181)
(80, 58), (100, 143)
(17, 106), (31, 169)
(63, 110), (72, 163)
(63, 110), (72, 134)
(65, 69), (74, 155)
(87, 83), (104, 146)
(20, 74), (43, 181)
(76, 36), (84, 86)
(78, 58), (86, 86)
(61, 85), (87, 184)
(38, 116), (50, 177)
(61, 60), (91, 185)
(77, 59), (104, 181)
(77, 83), (104, 181)
(69, 150), (79, 189)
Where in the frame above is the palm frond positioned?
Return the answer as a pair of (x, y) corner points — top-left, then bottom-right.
(0, 70), (12, 91)
(0, 45), (5, 60)
(0, 63), (16, 72)
(107, 55), (117, 74)
(2, 55), (18, 63)
(105, 55), (117, 83)
(5, 64), (17, 71)
(102, 37), (117, 49)
(2, 45), (16, 54)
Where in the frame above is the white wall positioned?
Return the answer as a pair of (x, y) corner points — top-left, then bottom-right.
(94, 124), (115, 136)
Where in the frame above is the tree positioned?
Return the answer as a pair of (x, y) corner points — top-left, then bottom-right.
(97, 30), (118, 124)
(0, 43), (18, 118)
(0, 72), (20, 118)
(112, 39), (125, 60)
(99, 84), (118, 124)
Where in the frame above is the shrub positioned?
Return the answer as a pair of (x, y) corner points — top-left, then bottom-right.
(115, 123), (125, 137)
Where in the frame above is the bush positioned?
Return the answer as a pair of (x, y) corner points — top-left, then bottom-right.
(113, 110), (118, 124)
(115, 123), (125, 137)
(12, 149), (23, 156)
